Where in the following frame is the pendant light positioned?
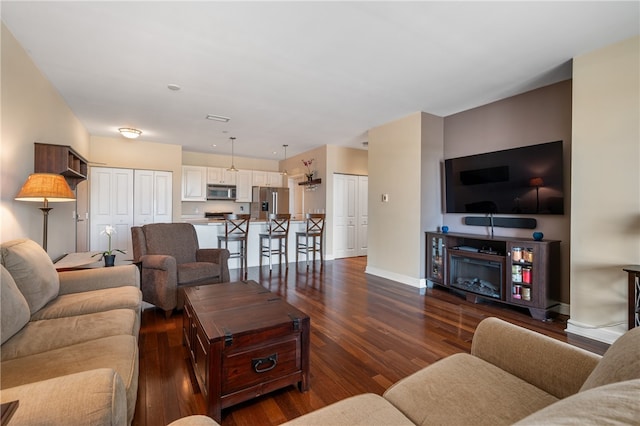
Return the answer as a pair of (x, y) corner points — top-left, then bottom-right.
(281, 144), (289, 176)
(227, 137), (238, 172)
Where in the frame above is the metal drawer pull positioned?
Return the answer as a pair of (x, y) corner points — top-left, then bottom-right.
(252, 354), (278, 373)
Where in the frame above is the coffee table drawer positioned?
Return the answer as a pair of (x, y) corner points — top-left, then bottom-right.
(222, 334), (301, 394)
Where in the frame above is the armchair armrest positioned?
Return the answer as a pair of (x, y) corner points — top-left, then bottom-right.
(139, 254), (178, 311)
(58, 264), (140, 295)
(196, 248), (231, 282)
(471, 317), (601, 399)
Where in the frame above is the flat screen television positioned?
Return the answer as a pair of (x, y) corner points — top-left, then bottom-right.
(444, 141), (564, 215)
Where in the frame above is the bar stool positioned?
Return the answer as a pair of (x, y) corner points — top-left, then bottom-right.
(218, 214), (250, 278)
(295, 213), (325, 267)
(259, 213), (291, 270)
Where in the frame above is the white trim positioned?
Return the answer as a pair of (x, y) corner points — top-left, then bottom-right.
(365, 266), (427, 288)
(565, 319), (624, 345)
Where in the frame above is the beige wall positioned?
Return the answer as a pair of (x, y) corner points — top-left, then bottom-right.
(420, 113), (445, 277)
(569, 36), (639, 342)
(1, 23), (90, 259)
(368, 112), (426, 285)
(443, 80), (573, 305)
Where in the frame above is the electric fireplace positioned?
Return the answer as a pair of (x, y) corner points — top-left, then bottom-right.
(448, 253), (504, 299)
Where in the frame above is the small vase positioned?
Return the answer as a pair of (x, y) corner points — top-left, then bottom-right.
(104, 254), (116, 267)
(306, 174), (314, 182)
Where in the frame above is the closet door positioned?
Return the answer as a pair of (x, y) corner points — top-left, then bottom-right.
(90, 167), (134, 254)
(357, 176), (368, 256)
(334, 174), (357, 258)
(134, 170), (173, 225)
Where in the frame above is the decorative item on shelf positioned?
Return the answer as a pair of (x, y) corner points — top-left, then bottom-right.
(302, 158), (315, 181)
(441, 225), (449, 234)
(15, 173), (76, 252)
(300, 158), (320, 190)
(93, 225), (126, 267)
(533, 231), (544, 241)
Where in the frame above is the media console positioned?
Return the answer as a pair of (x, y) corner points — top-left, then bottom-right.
(426, 231), (561, 320)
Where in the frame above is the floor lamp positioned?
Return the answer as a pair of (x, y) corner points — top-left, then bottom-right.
(15, 173), (76, 252)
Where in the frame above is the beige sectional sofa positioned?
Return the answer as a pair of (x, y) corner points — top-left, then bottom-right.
(177, 316), (640, 426)
(281, 317), (640, 425)
(1, 239), (142, 425)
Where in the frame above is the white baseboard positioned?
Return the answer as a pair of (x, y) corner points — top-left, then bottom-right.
(365, 266), (427, 288)
(565, 319), (625, 345)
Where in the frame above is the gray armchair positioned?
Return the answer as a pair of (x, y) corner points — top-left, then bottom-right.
(131, 223), (230, 317)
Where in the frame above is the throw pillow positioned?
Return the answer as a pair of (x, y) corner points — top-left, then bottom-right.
(0, 239), (59, 315)
(1, 264), (30, 344)
(580, 326), (640, 391)
(514, 379), (640, 425)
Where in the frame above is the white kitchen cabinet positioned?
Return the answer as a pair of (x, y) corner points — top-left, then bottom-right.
(182, 166), (207, 201)
(252, 170), (283, 187)
(90, 167), (134, 255)
(134, 170), (173, 225)
(207, 166), (237, 185)
(235, 170), (253, 202)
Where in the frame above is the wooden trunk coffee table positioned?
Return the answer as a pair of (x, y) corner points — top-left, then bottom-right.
(182, 280), (310, 422)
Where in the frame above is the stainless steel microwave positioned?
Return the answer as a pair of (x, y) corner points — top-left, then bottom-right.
(206, 184), (236, 201)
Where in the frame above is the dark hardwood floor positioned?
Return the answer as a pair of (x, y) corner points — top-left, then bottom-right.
(133, 257), (608, 426)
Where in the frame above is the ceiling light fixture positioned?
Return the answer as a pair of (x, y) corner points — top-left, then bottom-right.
(118, 128), (142, 139)
(227, 137), (238, 172)
(281, 144), (288, 176)
(167, 83), (181, 91)
(206, 114), (230, 123)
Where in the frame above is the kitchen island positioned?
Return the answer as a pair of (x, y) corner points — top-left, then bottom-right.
(182, 218), (309, 270)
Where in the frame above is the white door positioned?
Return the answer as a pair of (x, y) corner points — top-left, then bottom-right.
(90, 167), (134, 255)
(357, 176), (368, 256)
(152, 170), (173, 223)
(134, 170), (173, 225)
(333, 174), (358, 258)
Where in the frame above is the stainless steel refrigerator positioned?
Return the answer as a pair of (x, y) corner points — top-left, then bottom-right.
(250, 186), (290, 219)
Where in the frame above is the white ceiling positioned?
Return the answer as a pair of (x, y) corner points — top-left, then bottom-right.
(3, 1), (638, 160)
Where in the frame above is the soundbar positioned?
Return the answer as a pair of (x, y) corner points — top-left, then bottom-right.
(464, 216), (537, 229)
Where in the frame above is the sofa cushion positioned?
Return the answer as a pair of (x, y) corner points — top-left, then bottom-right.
(514, 379), (640, 425)
(580, 326), (640, 391)
(178, 262), (221, 284)
(281, 393), (414, 426)
(1, 308), (138, 361)
(0, 368), (127, 426)
(0, 239), (59, 314)
(0, 265), (30, 344)
(30, 285), (141, 321)
(1, 334), (139, 424)
(383, 353), (558, 426)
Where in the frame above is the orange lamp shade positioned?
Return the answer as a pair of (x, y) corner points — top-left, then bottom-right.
(15, 173), (76, 202)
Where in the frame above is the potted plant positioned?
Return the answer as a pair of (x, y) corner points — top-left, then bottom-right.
(302, 158), (315, 181)
(93, 225), (126, 267)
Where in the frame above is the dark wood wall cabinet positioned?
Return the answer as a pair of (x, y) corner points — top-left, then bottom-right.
(34, 142), (88, 189)
(426, 231), (561, 320)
